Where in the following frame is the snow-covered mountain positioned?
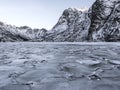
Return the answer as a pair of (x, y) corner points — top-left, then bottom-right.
(88, 0), (120, 41)
(0, 22), (47, 42)
(45, 8), (90, 42)
(49, 0), (120, 42)
(0, 0), (120, 42)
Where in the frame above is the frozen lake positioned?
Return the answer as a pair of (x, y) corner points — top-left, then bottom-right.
(0, 42), (120, 90)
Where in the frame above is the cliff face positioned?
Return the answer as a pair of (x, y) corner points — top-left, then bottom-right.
(88, 0), (120, 41)
(0, 0), (120, 42)
(45, 8), (90, 42)
(46, 0), (120, 42)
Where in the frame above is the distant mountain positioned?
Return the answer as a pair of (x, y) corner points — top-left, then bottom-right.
(0, 22), (47, 42)
(0, 0), (119, 42)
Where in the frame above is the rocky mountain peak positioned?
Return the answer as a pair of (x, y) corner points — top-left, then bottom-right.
(47, 7), (90, 42)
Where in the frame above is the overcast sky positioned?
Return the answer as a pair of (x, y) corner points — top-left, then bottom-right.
(0, 0), (95, 30)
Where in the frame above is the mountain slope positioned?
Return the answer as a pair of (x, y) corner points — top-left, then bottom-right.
(88, 0), (120, 41)
(45, 0), (120, 42)
(0, 22), (47, 42)
(0, 0), (120, 42)
(45, 8), (90, 42)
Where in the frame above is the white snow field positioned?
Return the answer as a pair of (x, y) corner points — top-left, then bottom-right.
(0, 42), (120, 90)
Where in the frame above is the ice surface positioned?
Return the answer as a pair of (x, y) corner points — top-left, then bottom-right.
(0, 42), (120, 90)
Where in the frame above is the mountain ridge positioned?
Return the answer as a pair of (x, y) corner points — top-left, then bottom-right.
(0, 0), (120, 42)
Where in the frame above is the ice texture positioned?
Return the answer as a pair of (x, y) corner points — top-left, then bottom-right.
(0, 42), (120, 90)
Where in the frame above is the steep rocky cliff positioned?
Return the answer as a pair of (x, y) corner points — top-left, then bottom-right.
(46, 0), (120, 42)
(88, 0), (120, 41)
(45, 8), (90, 42)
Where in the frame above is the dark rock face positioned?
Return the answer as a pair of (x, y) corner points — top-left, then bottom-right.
(88, 0), (120, 41)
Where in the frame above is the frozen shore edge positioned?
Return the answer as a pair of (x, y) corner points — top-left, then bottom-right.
(0, 42), (120, 46)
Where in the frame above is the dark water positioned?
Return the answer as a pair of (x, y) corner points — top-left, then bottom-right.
(0, 42), (120, 90)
